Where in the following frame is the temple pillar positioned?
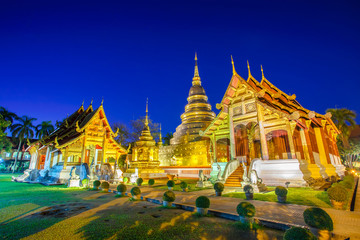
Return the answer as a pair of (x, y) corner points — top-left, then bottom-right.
(81, 134), (87, 164)
(49, 151), (54, 168)
(228, 106), (236, 160)
(63, 147), (69, 170)
(286, 121), (297, 159)
(314, 127), (337, 177)
(299, 129), (322, 179)
(256, 104), (269, 160)
(44, 147), (51, 170)
(102, 133), (106, 165)
(212, 133), (217, 162)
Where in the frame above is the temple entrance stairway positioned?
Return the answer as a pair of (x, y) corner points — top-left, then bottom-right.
(224, 165), (244, 187)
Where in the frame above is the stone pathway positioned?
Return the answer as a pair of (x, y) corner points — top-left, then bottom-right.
(113, 185), (360, 239)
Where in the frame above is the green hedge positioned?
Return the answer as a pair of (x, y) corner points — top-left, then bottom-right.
(93, 180), (101, 187)
(131, 186), (141, 196)
(117, 184), (127, 193)
(243, 185), (253, 194)
(327, 185), (348, 202)
(180, 181), (188, 189)
(136, 178), (143, 185)
(283, 227), (316, 240)
(101, 181), (110, 189)
(275, 186), (288, 197)
(214, 182), (224, 192)
(148, 179), (155, 186)
(167, 180), (175, 188)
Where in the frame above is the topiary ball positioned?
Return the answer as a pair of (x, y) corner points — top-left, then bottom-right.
(123, 177), (129, 183)
(131, 186), (141, 196)
(327, 185), (348, 202)
(117, 183), (127, 193)
(93, 180), (101, 187)
(180, 181), (188, 189)
(284, 227), (317, 240)
(243, 185), (253, 194)
(303, 207), (333, 231)
(101, 181), (110, 189)
(136, 178), (143, 185)
(275, 186), (288, 197)
(167, 180), (175, 188)
(82, 178), (89, 186)
(214, 182), (224, 192)
(148, 179), (155, 186)
(195, 196), (210, 208)
(236, 202), (256, 218)
(163, 190), (176, 202)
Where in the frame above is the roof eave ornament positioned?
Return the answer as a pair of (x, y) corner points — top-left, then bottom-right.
(75, 121), (81, 133)
(247, 60), (253, 79)
(231, 55), (237, 76)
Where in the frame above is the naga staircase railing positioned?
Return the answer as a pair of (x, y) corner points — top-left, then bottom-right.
(221, 156), (246, 182)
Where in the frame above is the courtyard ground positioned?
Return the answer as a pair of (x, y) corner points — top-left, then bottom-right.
(0, 174), (283, 240)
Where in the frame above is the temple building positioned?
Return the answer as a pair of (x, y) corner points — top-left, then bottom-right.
(159, 54), (224, 177)
(201, 57), (345, 186)
(125, 100), (165, 179)
(24, 101), (126, 182)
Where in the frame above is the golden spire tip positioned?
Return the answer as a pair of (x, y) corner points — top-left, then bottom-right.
(195, 52), (197, 61)
(101, 97), (104, 106)
(247, 60), (252, 78)
(231, 55), (236, 75)
(261, 65), (264, 79)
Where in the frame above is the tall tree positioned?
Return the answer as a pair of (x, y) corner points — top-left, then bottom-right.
(326, 108), (357, 149)
(0, 107), (18, 131)
(163, 132), (173, 146)
(10, 116), (37, 173)
(0, 114), (12, 152)
(112, 122), (131, 148)
(36, 121), (55, 139)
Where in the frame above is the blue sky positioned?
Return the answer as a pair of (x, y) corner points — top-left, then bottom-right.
(1, 0), (359, 135)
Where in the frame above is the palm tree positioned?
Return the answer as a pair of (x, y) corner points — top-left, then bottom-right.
(36, 121), (55, 139)
(326, 108), (357, 149)
(0, 107), (18, 130)
(10, 116), (37, 173)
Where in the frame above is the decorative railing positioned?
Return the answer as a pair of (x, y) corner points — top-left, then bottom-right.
(221, 156), (246, 181)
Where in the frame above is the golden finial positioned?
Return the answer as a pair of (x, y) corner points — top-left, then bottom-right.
(231, 55), (237, 75)
(261, 65), (265, 79)
(90, 98), (93, 105)
(158, 123), (163, 146)
(193, 52), (200, 79)
(247, 60), (252, 79)
(145, 98), (149, 126)
(101, 97), (104, 106)
(81, 100), (84, 107)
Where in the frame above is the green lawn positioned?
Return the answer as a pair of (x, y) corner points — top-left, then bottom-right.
(0, 174), (284, 239)
(223, 187), (332, 208)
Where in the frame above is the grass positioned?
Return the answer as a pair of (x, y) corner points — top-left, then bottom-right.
(0, 173), (284, 239)
(223, 187), (332, 208)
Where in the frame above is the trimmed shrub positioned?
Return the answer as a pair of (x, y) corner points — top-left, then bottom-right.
(167, 180), (175, 188)
(123, 177), (129, 183)
(214, 182), (224, 192)
(284, 227), (317, 240)
(303, 207), (333, 231)
(117, 184), (127, 193)
(236, 202), (256, 218)
(93, 180), (101, 188)
(82, 178), (89, 186)
(131, 186), (141, 196)
(343, 175), (354, 183)
(327, 185), (348, 202)
(136, 178), (143, 185)
(196, 196), (210, 208)
(101, 181), (110, 190)
(180, 181), (188, 189)
(243, 185), (253, 194)
(340, 180), (353, 189)
(275, 186), (288, 197)
(148, 179), (155, 186)
(163, 190), (176, 202)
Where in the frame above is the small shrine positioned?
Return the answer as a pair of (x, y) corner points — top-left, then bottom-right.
(125, 100), (165, 179)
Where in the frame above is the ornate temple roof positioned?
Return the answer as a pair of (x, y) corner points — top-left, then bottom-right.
(202, 57), (340, 136)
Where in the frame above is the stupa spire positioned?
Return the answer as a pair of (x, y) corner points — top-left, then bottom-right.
(158, 123), (163, 146)
(192, 52), (201, 86)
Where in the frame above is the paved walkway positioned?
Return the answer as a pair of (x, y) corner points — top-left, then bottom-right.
(112, 184), (360, 239)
